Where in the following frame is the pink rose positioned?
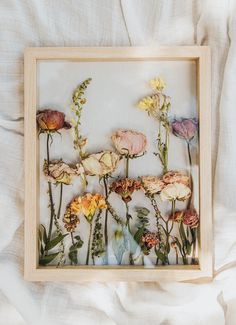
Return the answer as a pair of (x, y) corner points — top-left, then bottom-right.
(111, 130), (147, 157)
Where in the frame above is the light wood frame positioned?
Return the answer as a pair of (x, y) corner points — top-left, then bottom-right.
(24, 46), (212, 282)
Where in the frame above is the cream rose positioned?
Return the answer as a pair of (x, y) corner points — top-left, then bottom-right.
(82, 151), (120, 176)
(43, 160), (76, 185)
(160, 183), (191, 202)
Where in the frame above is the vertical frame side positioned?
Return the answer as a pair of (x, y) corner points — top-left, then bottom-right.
(24, 49), (38, 279)
(198, 47), (213, 276)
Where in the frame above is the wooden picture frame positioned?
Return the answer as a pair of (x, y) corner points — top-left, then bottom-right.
(24, 46), (212, 282)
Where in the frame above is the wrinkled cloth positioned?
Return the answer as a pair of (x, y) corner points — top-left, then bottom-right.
(0, 0), (236, 324)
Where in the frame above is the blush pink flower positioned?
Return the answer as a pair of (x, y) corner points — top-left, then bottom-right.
(163, 171), (190, 187)
(37, 109), (71, 132)
(111, 130), (147, 157)
(172, 118), (198, 142)
(141, 176), (166, 195)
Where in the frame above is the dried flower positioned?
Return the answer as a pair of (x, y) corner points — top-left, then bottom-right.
(82, 151), (120, 176)
(183, 209), (199, 228)
(69, 193), (107, 223)
(110, 178), (141, 203)
(172, 118), (198, 142)
(141, 232), (159, 255)
(70, 78), (92, 157)
(37, 109), (71, 132)
(163, 171), (190, 187)
(149, 77), (166, 91)
(111, 130), (147, 157)
(63, 206), (80, 232)
(141, 176), (166, 195)
(160, 183), (191, 202)
(43, 160), (76, 185)
(171, 239), (178, 249)
(138, 93), (170, 116)
(169, 210), (184, 223)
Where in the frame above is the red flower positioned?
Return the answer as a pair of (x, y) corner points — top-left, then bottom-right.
(183, 209), (199, 229)
(110, 178), (141, 203)
(37, 109), (71, 132)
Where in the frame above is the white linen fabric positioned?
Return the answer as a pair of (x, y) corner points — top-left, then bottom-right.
(0, 0), (236, 324)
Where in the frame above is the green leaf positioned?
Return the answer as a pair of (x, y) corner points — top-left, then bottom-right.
(135, 207), (150, 217)
(186, 240), (192, 255)
(39, 252), (60, 265)
(155, 248), (166, 263)
(179, 222), (187, 243)
(69, 249), (78, 265)
(73, 235), (84, 249)
(134, 227), (145, 244)
(39, 224), (47, 245)
(45, 233), (68, 251)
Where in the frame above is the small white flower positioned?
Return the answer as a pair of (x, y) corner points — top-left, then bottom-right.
(160, 183), (191, 202)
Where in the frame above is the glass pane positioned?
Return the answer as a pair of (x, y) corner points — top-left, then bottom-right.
(37, 60), (199, 267)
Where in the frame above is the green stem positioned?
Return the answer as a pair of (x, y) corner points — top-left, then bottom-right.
(46, 133), (55, 247)
(57, 183), (63, 219)
(187, 141), (193, 209)
(125, 155), (129, 178)
(191, 228), (197, 264)
(103, 176), (109, 263)
(163, 122), (169, 174)
(175, 248), (178, 264)
(165, 200), (176, 264)
(71, 232), (75, 245)
(86, 222), (92, 265)
(125, 202), (130, 230)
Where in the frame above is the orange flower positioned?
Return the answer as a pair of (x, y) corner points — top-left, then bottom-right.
(63, 206), (80, 232)
(37, 109), (71, 132)
(69, 193), (107, 223)
(140, 232), (159, 255)
(169, 210), (184, 223)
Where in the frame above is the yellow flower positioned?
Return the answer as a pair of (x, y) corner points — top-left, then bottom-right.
(138, 94), (170, 117)
(138, 96), (156, 111)
(70, 193), (107, 223)
(149, 77), (166, 91)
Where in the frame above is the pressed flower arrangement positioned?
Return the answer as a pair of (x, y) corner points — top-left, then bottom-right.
(24, 47), (212, 281)
(36, 76), (200, 268)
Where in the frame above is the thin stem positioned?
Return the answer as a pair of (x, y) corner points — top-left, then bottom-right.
(86, 222), (92, 265)
(46, 133), (55, 247)
(142, 255), (144, 266)
(125, 155), (129, 178)
(103, 176), (109, 263)
(125, 201), (130, 230)
(57, 183), (63, 219)
(175, 248), (178, 264)
(191, 228), (197, 264)
(187, 141), (193, 209)
(70, 232), (75, 245)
